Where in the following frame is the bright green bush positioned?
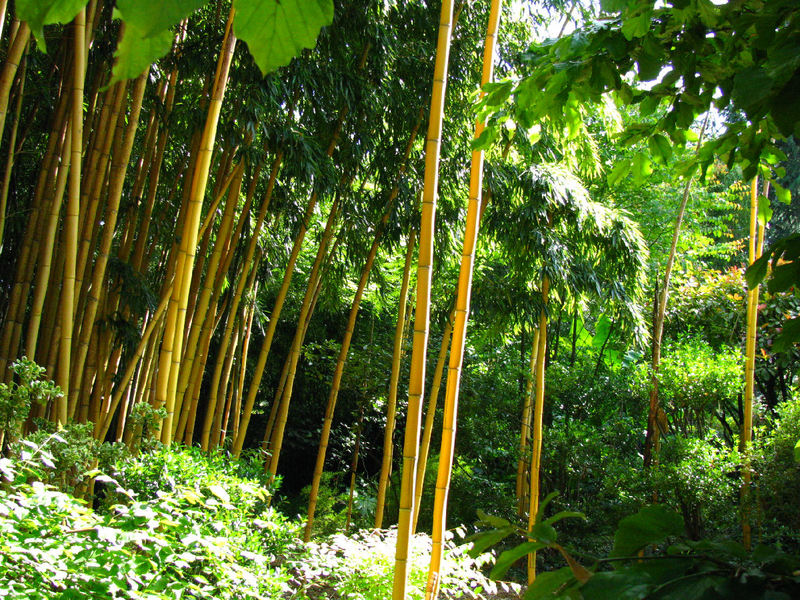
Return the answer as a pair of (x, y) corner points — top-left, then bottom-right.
(0, 450), (295, 599)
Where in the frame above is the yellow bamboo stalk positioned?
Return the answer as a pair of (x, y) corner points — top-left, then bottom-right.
(393, 0), (455, 594)
(174, 162), (244, 431)
(24, 125), (71, 359)
(261, 242), (333, 453)
(742, 176), (765, 550)
(516, 329), (539, 516)
(0, 88), (71, 380)
(412, 308), (453, 533)
(70, 72), (148, 418)
(0, 45), (26, 250)
(375, 229), (417, 528)
(207, 155), (282, 445)
(158, 9), (237, 443)
(96, 284), (173, 441)
(57, 8), (86, 424)
(232, 281), (258, 442)
(131, 68), (180, 273)
(0, 21), (29, 150)
(425, 3), (501, 596)
(527, 276), (550, 584)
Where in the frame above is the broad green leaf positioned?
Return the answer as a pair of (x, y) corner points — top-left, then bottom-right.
(600, 0), (633, 13)
(523, 566), (574, 599)
(581, 570), (651, 599)
(529, 521), (558, 545)
(484, 80), (514, 108)
(477, 509), (511, 529)
(592, 315), (612, 349)
(110, 25), (171, 84)
(621, 14), (650, 41)
(17, 0), (88, 51)
(745, 254), (770, 289)
(632, 152), (653, 185)
(611, 505), (683, 558)
(472, 125), (500, 151)
(233, 0), (334, 77)
(648, 134), (672, 164)
(491, 541), (549, 579)
(758, 194), (773, 227)
(115, 0), (206, 38)
(468, 527), (516, 557)
(794, 439), (800, 464)
(773, 180), (792, 204)
(772, 317), (800, 353)
(767, 262), (800, 294)
(607, 160), (631, 186)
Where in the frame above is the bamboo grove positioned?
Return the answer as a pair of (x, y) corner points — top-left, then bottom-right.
(1, 0), (797, 598)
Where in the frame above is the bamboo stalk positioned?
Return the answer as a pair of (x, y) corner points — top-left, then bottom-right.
(412, 307), (453, 533)
(57, 8), (86, 424)
(527, 276), (550, 584)
(375, 229), (417, 528)
(0, 45), (26, 250)
(741, 176), (765, 550)
(516, 329), (539, 515)
(425, 2), (502, 595)
(305, 113), (422, 540)
(70, 72), (147, 418)
(266, 197), (342, 481)
(158, 8), (237, 442)
(393, 0), (455, 594)
(233, 45), (370, 457)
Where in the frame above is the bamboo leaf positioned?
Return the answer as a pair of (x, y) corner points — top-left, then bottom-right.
(490, 541), (549, 580)
(476, 510), (511, 529)
(17, 0), (88, 51)
(535, 491), (559, 521)
(543, 511), (586, 526)
(233, 0), (334, 76)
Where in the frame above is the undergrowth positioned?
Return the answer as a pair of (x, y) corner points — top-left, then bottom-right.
(0, 440), (514, 599)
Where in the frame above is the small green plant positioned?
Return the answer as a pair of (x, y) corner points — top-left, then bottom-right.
(125, 402), (166, 453)
(0, 358), (62, 451)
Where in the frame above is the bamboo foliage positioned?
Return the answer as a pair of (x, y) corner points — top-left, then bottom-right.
(304, 111), (423, 541)
(393, 0), (455, 596)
